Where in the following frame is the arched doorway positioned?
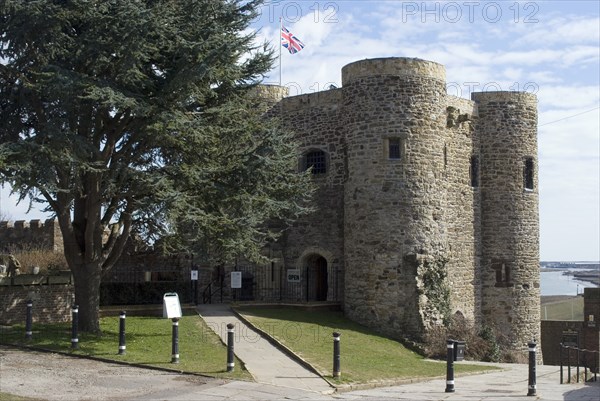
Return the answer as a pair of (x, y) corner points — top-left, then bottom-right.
(305, 254), (328, 301)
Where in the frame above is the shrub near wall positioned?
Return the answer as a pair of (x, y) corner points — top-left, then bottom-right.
(0, 275), (74, 325)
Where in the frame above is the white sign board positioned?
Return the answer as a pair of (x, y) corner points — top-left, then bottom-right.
(162, 292), (182, 319)
(231, 271), (242, 289)
(287, 269), (301, 283)
(190, 270), (198, 280)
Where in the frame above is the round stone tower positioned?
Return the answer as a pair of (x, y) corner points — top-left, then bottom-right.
(341, 58), (449, 339)
(473, 91), (540, 349)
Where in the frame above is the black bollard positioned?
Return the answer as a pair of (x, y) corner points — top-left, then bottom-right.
(527, 340), (537, 396)
(171, 318), (179, 363)
(227, 323), (235, 372)
(333, 332), (341, 378)
(25, 300), (33, 340)
(118, 311), (126, 355)
(445, 339), (455, 393)
(71, 305), (79, 349)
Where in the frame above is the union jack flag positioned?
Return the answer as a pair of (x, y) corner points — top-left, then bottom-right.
(281, 26), (304, 54)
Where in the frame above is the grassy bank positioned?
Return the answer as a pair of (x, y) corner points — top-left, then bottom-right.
(237, 307), (498, 384)
(0, 313), (252, 380)
(541, 296), (584, 321)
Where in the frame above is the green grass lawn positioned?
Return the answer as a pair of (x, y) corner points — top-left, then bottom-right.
(541, 297), (584, 321)
(0, 393), (45, 401)
(236, 307), (498, 384)
(0, 312), (252, 381)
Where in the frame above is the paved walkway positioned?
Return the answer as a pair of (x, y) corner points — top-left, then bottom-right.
(196, 303), (334, 394)
(1, 345), (599, 400)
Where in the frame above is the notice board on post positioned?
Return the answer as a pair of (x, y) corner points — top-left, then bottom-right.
(163, 292), (182, 319)
(231, 271), (242, 289)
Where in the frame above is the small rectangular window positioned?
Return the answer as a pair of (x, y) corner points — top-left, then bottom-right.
(388, 138), (401, 159)
(524, 157), (534, 190)
(492, 260), (513, 287)
(470, 155), (479, 187)
(305, 150), (326, 174)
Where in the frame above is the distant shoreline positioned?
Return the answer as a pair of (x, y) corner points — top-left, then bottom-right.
(540, 267), (600, 287)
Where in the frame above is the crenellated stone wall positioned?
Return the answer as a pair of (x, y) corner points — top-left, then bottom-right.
(0, 219), (63, 253)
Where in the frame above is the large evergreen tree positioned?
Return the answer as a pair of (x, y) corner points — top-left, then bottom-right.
(0, 0), (312, 332)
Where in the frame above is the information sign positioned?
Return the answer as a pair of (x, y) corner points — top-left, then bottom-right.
(191, 270), (198, 280)
(231, 271), (242, 289)
(162, 292), (182, 319)
(287, 269), (301, 283)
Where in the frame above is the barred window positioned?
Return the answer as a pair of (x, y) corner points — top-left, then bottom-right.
(305, 150), (327, 174)
(388, 138), (401, 159)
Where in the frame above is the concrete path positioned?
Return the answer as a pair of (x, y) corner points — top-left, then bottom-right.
(338, 363), (600, 400)
(2, 345), (599, 400)
(196, 303), (334, 394)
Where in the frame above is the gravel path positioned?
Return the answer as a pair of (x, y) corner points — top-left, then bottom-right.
(0, 346), (224, 401)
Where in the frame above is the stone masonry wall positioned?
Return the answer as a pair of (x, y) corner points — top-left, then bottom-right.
(475, 91), (540, 351)
(341, 58), (450, 339)
(277, 89), (345, 303)
(443, 96), (480, 322)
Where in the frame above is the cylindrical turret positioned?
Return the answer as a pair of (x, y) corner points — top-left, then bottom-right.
(341, 58), (449, 339)
(474, 91), (540, 350)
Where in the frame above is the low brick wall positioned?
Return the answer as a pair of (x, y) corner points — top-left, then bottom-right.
(0, 274), (74, 325)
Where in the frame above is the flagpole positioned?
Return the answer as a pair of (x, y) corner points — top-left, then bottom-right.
(279, 17), (282, 86)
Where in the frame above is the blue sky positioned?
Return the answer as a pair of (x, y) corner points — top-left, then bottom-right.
(1, 1), (599, 261)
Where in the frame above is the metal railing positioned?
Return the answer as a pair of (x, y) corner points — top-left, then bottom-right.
(559, 343), (599, 384)
(202, 277), (224, 304)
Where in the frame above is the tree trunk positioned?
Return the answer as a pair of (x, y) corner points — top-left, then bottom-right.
(72, 262), (103, 334)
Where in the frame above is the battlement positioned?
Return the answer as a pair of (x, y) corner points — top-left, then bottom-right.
(342, 57), (446, 85)
(281, 87), (342, 111)
(251, 84), (289, 103)
(472, 91), (538, 106)
(0, 219), (63, 252)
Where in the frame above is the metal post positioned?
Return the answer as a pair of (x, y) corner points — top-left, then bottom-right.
(576, 347), (580, 383)
(445, 340), (455, 393)
(25, 300), (33, 340)
(305, 265), (309, 302)
(193, 280), (198, 305)
(118, 311), (126, 355)
(568, 347), (571, 383)
(527, 340), (537, 396)
(227, 323), (235, 372)
(333, 332), (341, 378)
(71, 305), (79, 349)
(171, 318), (179, 363)
(560, 343), (564, 384)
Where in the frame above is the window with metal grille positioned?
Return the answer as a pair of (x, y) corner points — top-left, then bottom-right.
(524, 157), (534, 190)
(388, 138), (401, 159)
(305, 150), (326, 174)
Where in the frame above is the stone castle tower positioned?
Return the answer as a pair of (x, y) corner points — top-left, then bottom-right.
(267, 57), (540, 351)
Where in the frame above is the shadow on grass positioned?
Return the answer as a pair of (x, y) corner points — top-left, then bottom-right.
(0, 315), (199, 358)
(237, 307), (413, 348)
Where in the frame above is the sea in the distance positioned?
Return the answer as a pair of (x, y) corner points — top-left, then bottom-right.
(540, 268), (599, 296)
